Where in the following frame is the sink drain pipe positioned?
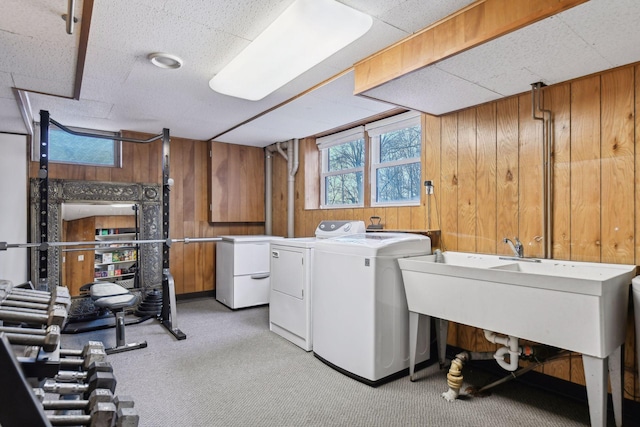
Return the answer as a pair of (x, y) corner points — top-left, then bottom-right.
(443, 332), (562, 401)
(442, 351), (495, 401)
(484, 330), (521, 371)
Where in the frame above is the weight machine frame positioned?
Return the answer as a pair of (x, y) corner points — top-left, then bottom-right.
(36, 110), (186, 339)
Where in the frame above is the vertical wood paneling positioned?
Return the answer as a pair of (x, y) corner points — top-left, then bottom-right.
(441, 114), (458, 251)
(636, 65), (640, 266)
(410, 206), (426, 231)
(385, 207), (399, 229)
(600, 68), (635, 264)
(457, 109), (477, 253)
(518, 93), (544, 258)
(539, 84), (572, 382)
(546, 84), (572, 260)
(182, 140), (196, 223)
(476, 103), (497, 253)
(424, 114), (441, 233)
(570, 76), (601, 262)
(397, 207), (411, 229)
(496, 97), (519, 254)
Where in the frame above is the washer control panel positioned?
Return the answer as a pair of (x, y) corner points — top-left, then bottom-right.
(315, 220), (366, 238)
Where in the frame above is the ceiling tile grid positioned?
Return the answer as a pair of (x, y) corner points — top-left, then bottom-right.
(3, 0), (639, 147)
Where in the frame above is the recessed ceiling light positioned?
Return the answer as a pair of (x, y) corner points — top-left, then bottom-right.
(148, 52), (183, 69)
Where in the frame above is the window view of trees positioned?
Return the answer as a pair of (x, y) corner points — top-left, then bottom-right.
(375, 125), (421, 204)
(324, 139), (364, 206)
(49, 128), (116, 166)
(319, 113), (422, 208)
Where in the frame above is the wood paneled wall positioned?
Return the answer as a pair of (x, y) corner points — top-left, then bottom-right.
(29, 132), (264, 295)
(279, 63), (640, 402)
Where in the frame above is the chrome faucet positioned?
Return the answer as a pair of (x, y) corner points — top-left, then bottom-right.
(503, 237), (524, 258)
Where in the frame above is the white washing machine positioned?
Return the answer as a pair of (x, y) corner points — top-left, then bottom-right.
(269, 221), (365, 351)
(312, 232), (432, 386)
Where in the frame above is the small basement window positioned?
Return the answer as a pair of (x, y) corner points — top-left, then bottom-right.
(366, 111), (421, 206)
(317, 126), (365, 208)
(33, 123), (121, 167)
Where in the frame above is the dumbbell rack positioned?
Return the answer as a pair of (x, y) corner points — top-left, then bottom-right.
(0, 282), (139, 427)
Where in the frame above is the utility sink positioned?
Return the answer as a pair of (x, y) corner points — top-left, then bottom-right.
(398, 251), (636, 427)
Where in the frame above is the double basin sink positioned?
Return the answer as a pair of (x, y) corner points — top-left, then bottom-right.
(398, 251), (636, 427)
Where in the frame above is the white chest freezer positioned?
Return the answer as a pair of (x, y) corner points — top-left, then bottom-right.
(216, 235), (283, 309)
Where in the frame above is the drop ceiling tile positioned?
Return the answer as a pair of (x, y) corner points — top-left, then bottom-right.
(323, 18), (409, 70)
(437, 16), (608, 87)
(354, 0), (476, 34)
(12, 74), (74, 98)
(28, 93), (113, 124)
(0, 33), (76, 82)
(472, 68), (543, 97)
(0, 0), (82, 46)
(89, 0), (247, 73)
(0, 97), (26, 133)
(162, 0), (291, 40)
(363, 66), (502, 115)
(0, 72), (15, 99)
(83, 46), (138, 83)
(558, 0), (640, 68)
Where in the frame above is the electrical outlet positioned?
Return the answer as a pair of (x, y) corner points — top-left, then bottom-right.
(78, 255), (84, 261)
(424, 180), (434, 194)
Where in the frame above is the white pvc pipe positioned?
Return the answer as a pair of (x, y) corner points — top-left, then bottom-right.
(484, 330), (520, 372)
(264, 150), (273, 235)
(264, 140), (298, 237)
(287, 139), (299, 238)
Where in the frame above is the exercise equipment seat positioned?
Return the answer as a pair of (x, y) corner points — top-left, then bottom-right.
(89, 283), (147, 354)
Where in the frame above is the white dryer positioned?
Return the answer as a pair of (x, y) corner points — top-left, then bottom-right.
(312, 232), (432, 386)
(269, 221), (365, 351)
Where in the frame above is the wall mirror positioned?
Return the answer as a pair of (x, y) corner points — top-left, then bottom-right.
(30, 179), (163, 293)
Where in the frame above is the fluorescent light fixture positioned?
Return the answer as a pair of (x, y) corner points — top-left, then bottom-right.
(209, 0), (372, 101)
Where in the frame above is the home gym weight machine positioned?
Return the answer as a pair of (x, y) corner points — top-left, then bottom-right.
(0, 110), (221, 340)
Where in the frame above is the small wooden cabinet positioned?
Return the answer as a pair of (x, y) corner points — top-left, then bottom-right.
(210, 141), (265, 222)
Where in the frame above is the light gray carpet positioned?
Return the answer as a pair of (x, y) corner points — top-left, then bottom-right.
(61, 298), (613, 427)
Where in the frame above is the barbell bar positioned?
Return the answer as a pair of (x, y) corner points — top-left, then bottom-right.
(0, 237), (222, 251)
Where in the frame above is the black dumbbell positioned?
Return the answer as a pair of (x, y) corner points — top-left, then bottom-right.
(41, 370), (117, 397)
(48, 402), (116, 426)
(0, 303), (67, 327)
(59, 343), (108, 370)
(56, 361), (113, 382)
(0, 285), (71, 310)
(40, 387), (114, 410)
(113, 395), (139, 427)
(60, 341), (105, 358)
(0, 324), (60, 351)
(32, 388), (117, 426)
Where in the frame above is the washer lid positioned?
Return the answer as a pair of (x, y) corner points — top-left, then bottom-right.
(315, 232), (431, 257)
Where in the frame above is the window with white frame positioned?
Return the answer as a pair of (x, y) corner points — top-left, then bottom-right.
(366, 111), (422, 206)
(317, 126), (365, 208)
(33, 123), (121, 167)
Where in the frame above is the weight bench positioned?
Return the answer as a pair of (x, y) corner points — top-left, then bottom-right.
(89, 283), (148, 355)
